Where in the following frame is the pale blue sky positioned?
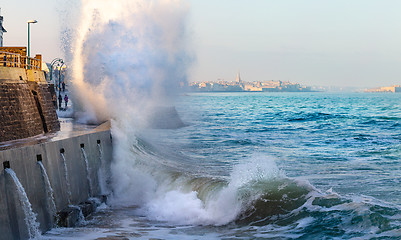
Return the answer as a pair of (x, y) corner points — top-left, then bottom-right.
(2, 0), (401, 88)
(1, 0), (63, 60)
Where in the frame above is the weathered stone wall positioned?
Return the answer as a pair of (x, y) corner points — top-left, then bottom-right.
(0, 67), (27, 83)
(26, 69), (47, 84)
(27, 82), (60, 133)
(0, 67), (60, 142)
(0, 83), (43, 141)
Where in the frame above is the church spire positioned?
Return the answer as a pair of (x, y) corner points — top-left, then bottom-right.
(236, 71), (241, 83)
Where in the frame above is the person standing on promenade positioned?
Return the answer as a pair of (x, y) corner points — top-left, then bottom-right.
(62, 81), (65, 92)
(58, 93), (63, 109)
(64, 94), (69, 109)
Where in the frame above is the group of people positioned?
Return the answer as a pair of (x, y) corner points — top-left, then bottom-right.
(52, 93), (68, 110)
(52, 81), (69, 110)
(59, 94), (68, 109)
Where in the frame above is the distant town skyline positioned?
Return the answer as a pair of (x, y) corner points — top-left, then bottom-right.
(2, 0), (401, 88)
(189, 77), (314, 93)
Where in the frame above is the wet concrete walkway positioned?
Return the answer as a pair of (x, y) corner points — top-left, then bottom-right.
(0, 118), (110, 151)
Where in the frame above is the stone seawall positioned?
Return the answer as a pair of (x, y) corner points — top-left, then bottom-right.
(0, 123), (112, 240)
(0, 66), (60, 142)
(0, 83), (44, 140)
(27, 82), (60, 133)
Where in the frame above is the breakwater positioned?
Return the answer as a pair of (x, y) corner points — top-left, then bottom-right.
(0, 122), (112, 240)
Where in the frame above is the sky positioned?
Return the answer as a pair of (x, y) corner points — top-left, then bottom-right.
(1, 0), (63, 61)
(1, 0), (401, 88)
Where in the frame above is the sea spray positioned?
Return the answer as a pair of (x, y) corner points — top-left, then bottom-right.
(38, 161), (57, 223)
(5, 168), (41, 239)
(70, 0), (191, 123)
(110, 121), (157, 207)
(65, 0), (271, 227)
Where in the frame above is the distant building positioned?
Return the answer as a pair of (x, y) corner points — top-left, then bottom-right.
(0, 10), (6, 47)
(243, 82), (262, 91)
(365, 85), (401, 93)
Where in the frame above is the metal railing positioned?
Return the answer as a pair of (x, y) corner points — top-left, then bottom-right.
(0, 51), (41, 70)
(0, 51), (22, 68)
(22, 56), (41, 70)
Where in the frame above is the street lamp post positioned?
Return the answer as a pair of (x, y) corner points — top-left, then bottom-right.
(27, 20), (37, 68)
(58, 62), (64, 109)
(50, 58), (63, 86)
(49, 58), (64, 110)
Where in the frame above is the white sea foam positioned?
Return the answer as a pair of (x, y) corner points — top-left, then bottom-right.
(109, 128), (287, 225)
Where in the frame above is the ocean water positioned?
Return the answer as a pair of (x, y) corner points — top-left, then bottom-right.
(43, 92), (401, 240)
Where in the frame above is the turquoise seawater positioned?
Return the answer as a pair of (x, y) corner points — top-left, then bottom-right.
(174, 92), (401, 204)
(44, 92), (401, 240)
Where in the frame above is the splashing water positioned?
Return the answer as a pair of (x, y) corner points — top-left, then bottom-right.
(97, 143), (110, 195)
(81, 148), (93, 197)
(37, 161), (57, 224)
(109, 128), (295, 226)
(71, 0), (191, 124)
(68, 205), (87, 226)
(5, 169), (41, 239)
(60, 153), (72, 204)
(68, 0), (201, 225)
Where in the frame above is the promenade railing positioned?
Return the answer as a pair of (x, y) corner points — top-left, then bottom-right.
(22, 56), (41, 70)
(0, 51), (41, 70)
(0, 51), (22, 68)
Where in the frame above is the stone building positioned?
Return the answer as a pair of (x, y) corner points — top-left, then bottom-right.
(365, 85), (401, 93)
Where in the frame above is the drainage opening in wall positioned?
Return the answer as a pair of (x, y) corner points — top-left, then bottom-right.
(60, 148), (65, 154)
(3, 161), (10, 169)
(36, 154), (42, 162)
(80, 144), (85, 148)
(97, 140), (101, 144)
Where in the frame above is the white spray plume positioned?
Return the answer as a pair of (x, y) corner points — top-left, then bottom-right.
(71, 0), (191, 124)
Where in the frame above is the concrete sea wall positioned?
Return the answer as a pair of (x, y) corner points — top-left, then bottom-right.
(0, 124), (112, 240)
